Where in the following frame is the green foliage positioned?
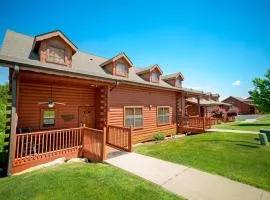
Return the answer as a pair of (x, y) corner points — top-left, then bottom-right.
(0, 83), (8, 155)
(0, 83), (8, 133)
(153, 132), (165, 141)
(136, 132), (270, 191)
(249, 69), (270, 113)
(213, 115), (270, 132)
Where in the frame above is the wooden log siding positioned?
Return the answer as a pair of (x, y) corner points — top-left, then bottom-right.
(109, 85), (177, 143)
(17, 81), (95, 131)
(107, 125), (132, 152)
(82, 127), (106, 162)
(13, 127), (83, 173)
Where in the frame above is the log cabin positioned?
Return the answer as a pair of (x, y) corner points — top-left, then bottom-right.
(0, 30), (215, 174)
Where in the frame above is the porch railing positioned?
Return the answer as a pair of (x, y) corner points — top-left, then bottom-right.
(14, 127), (83, 163)
(13, 126), (106, 173)
(82, 127), (106, 162)
(106, 125), (133, 152)
(180, 116), (212, 130)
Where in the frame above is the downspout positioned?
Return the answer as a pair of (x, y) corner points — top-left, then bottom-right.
(7, 65), (19, 176)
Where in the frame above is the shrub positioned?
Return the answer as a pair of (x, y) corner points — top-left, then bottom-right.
(211, 108), (226, 119)
(227, 108), (238, 117)
(153, 132), (165, 141)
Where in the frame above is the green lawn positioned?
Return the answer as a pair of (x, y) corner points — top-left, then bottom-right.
(213, 115), (270, 132)
(0, 162), (182, 200)
(135, 132), (270, 191)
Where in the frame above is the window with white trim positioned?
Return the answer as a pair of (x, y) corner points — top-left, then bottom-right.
(151, 72), (159, 82)
(157, 107), (170, 125)
(124, 107), (143, 128)
(175, 79), (182, 87)
(47, 46), (65, 64)
(116, 63), (128, 77)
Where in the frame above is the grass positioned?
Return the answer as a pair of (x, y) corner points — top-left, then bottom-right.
(213, 115), (270, 132)
(135, 132), (270, 191)
(0, 162), (182, 200)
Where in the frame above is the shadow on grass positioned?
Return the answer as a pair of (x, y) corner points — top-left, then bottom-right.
(199, 139), (260, 146)
(233, 123), (270, 127)
(235, 144), (259, 149)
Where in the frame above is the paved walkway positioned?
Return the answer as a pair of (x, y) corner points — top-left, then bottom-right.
(207, 128), (258, 134)
(106, 153), (270, 200)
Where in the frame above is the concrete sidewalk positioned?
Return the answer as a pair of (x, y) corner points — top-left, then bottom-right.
(207, 128), (258, 134)
(106, 153), (270, 200)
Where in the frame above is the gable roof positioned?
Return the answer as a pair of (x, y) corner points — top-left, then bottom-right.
(222, 96), (253, 105)
(187, 97), (231, 106)
(161, 72), (184, 81)
(32, 30), (78, 54)
(136, 64), (163, 75)
(100, 52), (133, 67)
(0, 30), (205, 96)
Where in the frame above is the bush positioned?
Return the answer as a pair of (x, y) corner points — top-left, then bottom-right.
(227, 108), (238, 117)
(153, 132), (165, 141)
(211, 108), (226, 119)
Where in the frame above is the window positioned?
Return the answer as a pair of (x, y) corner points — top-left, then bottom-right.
(157, 107), (170, 125)
(47, 46), (65, 64)
(124, 107), (143, 128)
(116, 63), (128, 77)
(151, 72), (159, 82)
(175, 79), (182, 87)
(43, 109), (56, 128)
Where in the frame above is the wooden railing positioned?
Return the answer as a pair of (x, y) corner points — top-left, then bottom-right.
(12, 126), (107, 173)
(106, 125), (133, 152)
(181, 116), (212, 130)
(13, 127), (83, 172)
(82, 127), (106, 162)
(210, 117), (217, 125)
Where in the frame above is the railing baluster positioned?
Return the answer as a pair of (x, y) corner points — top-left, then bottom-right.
(16, 135), (20, 159)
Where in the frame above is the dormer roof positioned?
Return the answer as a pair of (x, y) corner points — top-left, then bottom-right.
(32, 30), (78, 54)
(161, 72), (184, 81)
(100, 52), (133, 68)
(136, 64), (163, 75)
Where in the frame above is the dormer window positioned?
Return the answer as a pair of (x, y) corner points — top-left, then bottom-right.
(100, 53), (133, 77)
(175, 79), (182, 87)
(116, 63), (128, 77)
(151, 72), (159, 82)
(32, 30), (77, 67)
(47, 46), (65, 64)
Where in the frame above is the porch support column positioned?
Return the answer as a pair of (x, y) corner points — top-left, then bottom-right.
(7, 65), (19, 176)
(197, 97), (201, 117)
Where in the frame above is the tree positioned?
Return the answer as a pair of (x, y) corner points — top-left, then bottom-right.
(249, 69), (270, 113)
(0, 83), (8, 133)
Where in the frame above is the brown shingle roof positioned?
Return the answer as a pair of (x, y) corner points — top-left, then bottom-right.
(0, 29), (204, 95)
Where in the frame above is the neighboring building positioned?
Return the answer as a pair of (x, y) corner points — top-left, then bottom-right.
(222, 96), (259, 115)
(0, 30), (216, 174)
(186, 93), (231, 117)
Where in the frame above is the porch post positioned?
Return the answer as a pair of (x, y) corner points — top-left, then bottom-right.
(197, 97), (201, 117)
(7, 65), (19, 176)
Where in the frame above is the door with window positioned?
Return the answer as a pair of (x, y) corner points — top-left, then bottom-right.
(79, 106), (95, 128)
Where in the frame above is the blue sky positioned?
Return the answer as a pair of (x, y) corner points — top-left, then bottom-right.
(0, 0), (269, 100)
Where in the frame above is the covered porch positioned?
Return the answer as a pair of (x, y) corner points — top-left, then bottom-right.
(177, 91), (215, 134)
(7, 69), (133, 174)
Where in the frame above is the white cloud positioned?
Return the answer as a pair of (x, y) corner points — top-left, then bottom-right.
(232, 80), (241, 86)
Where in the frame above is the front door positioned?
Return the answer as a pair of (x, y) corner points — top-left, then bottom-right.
(79, 106), (95, 128)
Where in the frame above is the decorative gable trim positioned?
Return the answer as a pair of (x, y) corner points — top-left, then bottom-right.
(136, 64), (163, 75)
(32, 30), (78, 54)
(161, 72), (184, 81)
(100, 52), (133, 68)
